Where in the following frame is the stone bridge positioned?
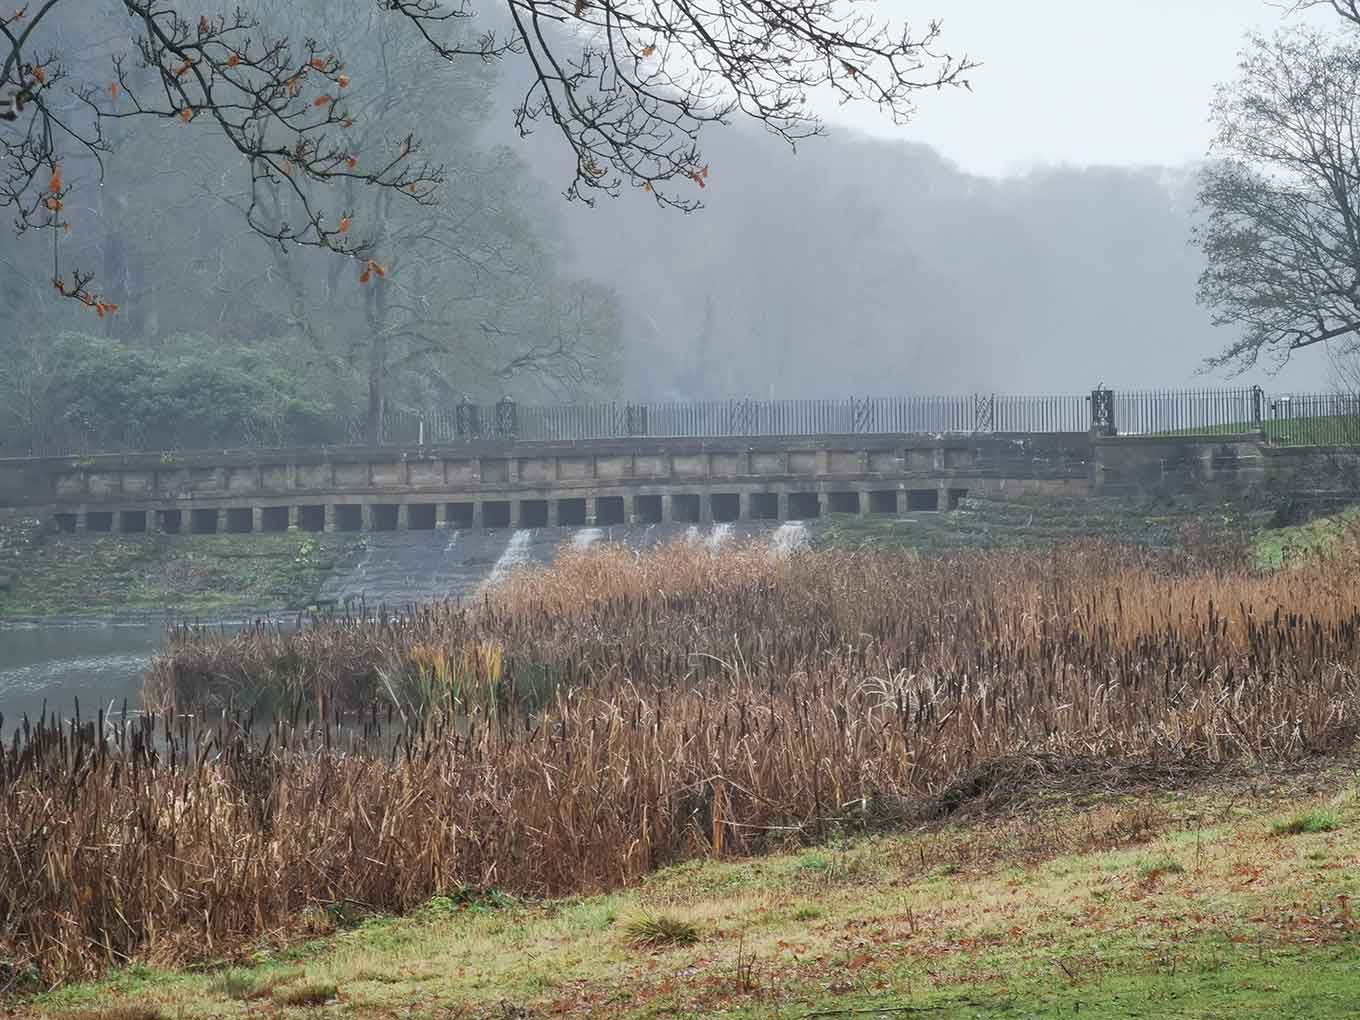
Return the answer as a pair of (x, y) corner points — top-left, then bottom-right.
(0, 430), (1326, 535)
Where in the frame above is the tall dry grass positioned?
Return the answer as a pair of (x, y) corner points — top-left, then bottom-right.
(6, 539), (1360, 987)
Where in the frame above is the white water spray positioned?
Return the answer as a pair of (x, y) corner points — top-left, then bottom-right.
(770, 521), (809, 555)
(488, 529), (534, 584)
(706, 522), (734, 552)
(572, 528), (603, 549)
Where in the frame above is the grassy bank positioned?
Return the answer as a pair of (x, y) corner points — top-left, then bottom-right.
(20, 759), (1360, 1019)
(809, 492), (1271, 563)
(0, 513), (366, 618)
(1253, 507), (1360, 570)
(811, 492), (1360, 575)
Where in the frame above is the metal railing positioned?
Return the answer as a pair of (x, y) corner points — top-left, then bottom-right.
(5, 387), (1360, 457)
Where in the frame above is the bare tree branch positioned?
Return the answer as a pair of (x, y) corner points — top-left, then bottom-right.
(1195, 28), (1360, 371)
(1, 0), (969, 329)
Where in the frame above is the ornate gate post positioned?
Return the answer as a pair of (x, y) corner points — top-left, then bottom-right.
(1090, 388), (1116, 437)
(495, 396), (518, 440)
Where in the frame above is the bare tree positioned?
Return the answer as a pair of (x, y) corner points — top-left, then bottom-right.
(1195, 28), (1360, 372)
(110, 0), (625, 440)
(1, 0), (973, 320)
(2, 4), (439, 310)
(1297, 1), (1360, 28)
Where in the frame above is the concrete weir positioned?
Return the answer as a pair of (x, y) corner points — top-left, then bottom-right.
(0, 430), (1314, 536)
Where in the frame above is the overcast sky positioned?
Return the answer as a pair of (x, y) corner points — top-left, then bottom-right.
(825, 0), (1336, 176)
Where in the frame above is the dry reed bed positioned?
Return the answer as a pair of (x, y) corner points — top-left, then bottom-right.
(5, 541), (1360, 987)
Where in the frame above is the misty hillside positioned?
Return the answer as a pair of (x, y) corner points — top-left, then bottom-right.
(521, 125), (1331, 399)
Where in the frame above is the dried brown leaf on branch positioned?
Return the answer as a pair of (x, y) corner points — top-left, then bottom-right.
(0, 0), (972, 307)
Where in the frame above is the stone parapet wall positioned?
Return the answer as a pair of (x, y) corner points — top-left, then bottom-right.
(0, 430), (1354, 534)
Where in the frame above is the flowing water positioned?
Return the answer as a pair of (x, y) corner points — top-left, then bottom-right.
(770, 520), (810, 555)
(0, 522), (798, 725)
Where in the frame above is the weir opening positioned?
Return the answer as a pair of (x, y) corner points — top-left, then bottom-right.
(334, 505), (362, 532)
(518, 500), (549, 528)
(595, 496), (626, 526)
(261, 507), (290, 532)
(483, 501), (512, 529)
(828, 492), (860, 515)
(447, 502), (475, 529)
(869, 491), (898, 514)
(635, 495), (663, 524)
(711, 493), (740, 523)
(225, 508), (253, 534)
(557, 499), (587, 526)
(671, 494), (701, 524)
(750, 493), (779, 520)
(907, 490), (940, 512)
(190, 509), (219, 535)
(787, 493), (821, 520)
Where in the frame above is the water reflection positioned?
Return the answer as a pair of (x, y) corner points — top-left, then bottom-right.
(0, 622), (167, 726)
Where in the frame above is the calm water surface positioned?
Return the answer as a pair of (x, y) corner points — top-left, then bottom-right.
(0, 521), (801, 736)
(0, 621), (167, 727)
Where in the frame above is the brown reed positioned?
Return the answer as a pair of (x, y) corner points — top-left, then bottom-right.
(5, 539), (1360, 988)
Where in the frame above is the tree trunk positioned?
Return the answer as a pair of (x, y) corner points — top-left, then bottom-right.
(365, 276), (390, 445)
(366, 330), (386, 446)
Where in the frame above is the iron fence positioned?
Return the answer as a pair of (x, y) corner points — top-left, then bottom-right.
(5, 387), (1360, 457)
(1262, 393), (1360, 446)
(1112, 388), (1262, 436)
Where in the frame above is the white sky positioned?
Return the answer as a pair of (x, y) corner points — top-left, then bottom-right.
(825, 0), (1337, 176)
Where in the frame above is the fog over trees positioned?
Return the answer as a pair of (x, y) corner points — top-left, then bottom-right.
(0, 0), (1336, 455)
(520, 119), (1334, 399)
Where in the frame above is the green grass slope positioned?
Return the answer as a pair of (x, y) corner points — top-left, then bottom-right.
(0, 512), (366, 618)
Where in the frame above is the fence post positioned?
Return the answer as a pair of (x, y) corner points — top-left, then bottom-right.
(495, 396), (518, 440)
(1090, 387), (1116, 437)
(625, 402), (648, 437)
(455, 397), (479, 440)
(972, 394), (995, 434)
(1251, 386), (1264, 431)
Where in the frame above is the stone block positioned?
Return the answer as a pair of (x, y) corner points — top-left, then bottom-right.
(710, 453), (742, 477)
(55, 472), (85, 497)
(596, 456), (629, 479)
(519, 457), (555, 482)
(408, 460), (442, 486)
(480, 458), (510, 484)
(371, 461), (401, 486)
(261, 465), (290, 491)
(334, 464), (367, 487)
(672, 454), (707, 478)
(445, 459), (476, 484)
(121, 471), (153, 494)
(751, 452), (784, 475)
(296, 464), (330, 488)
(867, 451), (898, 473)
(633, 455), (667, 477)
(831, 451), (863, 474)
(87, 472), (117, 496)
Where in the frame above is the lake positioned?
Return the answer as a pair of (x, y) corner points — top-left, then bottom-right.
(0, 521), (799, 734)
